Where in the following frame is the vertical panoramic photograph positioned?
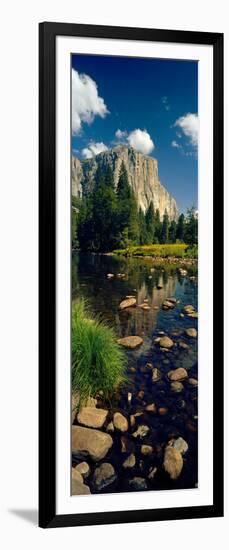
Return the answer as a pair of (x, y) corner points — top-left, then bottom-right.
(71, 54), (198, 496)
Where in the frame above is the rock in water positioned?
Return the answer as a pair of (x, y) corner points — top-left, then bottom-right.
(141, 445), (153, 456)
(185, 328), (197, 338)
(164, 446), (183, 480)
(119, 297), (136, 310)
(75, 462), (90, 478)
(72, 479), (91, 495)
(168, 368), (188, 381)
(170, 437), (188, 455)
(132, 425), (150, 439)
(159, 336), (174, 349)
(117, 336), (143, 349)
(170, 381), (184, 393)
(77, 407), (108, 428)
(93, 463), (117, 491)
(72, 426), (113, 461)
(128, 477), (148, 491)
(72, 145), (179, 219)
(113, 412), (128, 432)
(72, 468), (83, 483)
(123, 453), (136, 469)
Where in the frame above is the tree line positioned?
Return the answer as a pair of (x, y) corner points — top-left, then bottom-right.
(72, 161), (198, 252)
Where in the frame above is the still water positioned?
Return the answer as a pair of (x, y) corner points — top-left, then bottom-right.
(72, 252), (198, 491)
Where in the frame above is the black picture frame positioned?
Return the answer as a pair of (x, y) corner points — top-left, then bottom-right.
(39, 22), (224, 528)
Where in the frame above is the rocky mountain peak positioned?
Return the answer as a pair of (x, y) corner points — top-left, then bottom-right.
(72, 145), (179, 220)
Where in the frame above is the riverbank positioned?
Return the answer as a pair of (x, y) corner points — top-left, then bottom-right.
(109, 243), (198, 263)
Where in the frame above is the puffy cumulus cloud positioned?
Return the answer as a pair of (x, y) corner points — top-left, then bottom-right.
(72, 69), (109, 134)
(127, 129), (155, 154)
(174, 113), (198, 147)
(115, 129), (127, 140)
(82, 141), (108, 159)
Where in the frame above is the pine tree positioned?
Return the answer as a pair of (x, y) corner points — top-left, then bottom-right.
(145, 201), (155, 243)
(176, 213), (185, 242)
(185, 206), (198, 245)
(161, 209), (169, 244)
(154, 209), (162, 243)
(169, 220), (177, 243)
(139, 208), (148, 245)
(116, 161), (139, 245)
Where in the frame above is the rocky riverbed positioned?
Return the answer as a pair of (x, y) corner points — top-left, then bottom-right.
(72, 253), (198, 495)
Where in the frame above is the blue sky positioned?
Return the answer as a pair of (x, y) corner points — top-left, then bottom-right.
(72, 54), (198, 213)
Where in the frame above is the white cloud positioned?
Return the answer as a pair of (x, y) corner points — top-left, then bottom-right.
(127, 129), (155, 154)
(162, 96), (170, 111)
(171, 140), (182, 149)
(82, 141), (108, 159)
(115, 129), (127, 139)
(174, 113), (198, 147)
(72, 69), (109, 134)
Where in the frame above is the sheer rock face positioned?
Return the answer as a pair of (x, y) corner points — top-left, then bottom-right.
(72, 145), (179, 220)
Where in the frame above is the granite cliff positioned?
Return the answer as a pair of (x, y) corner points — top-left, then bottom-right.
(72, 145), (178, 220)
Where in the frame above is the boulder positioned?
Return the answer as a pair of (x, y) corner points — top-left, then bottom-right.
(75, 461), (90, 478)
(93, 463), (117, 491)
(179, 341), (189, 350)
(162, 300), (175, 310)
(72, 426), (113, 461)
(107, 273), (114, 278)
(168, 368), (188, 381)
(182, 304), (195, 314)
(141, 445), (153, 456)
(77, 407), (108, 429)
(170, 437), (188, 455)
(128, 477), (148, 491)
(113, 412), (128, 432)
(117, 336), (143, 349)
(170, 381), (184, 393)
(151, 368), (161, 382)
(185, 328), (197, 338)
(139, 304), (151, 311)
(72, 468), (83, 483)
(163, 446), (183, 480)
(132, 425), (150, 439)
(159, 336), (174, 349)
(119, 297), (136, 310)
(157, 284), (163, 289)
(188, 377), (198, 386)
(72, 479), (91, 495)
(123, 453), (136, 469)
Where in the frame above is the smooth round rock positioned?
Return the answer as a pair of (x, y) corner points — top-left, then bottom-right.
(119, 297), (136, 310)
(185, 328), (197, 338)
(77, 407), (108, 429)
(164, 446), (183, 480)
(117, 336), (143, 349)
(128, 477), (148, 490)
(141, 445), (153, 456)
(168, 368), (188, 381)
(123, 453), (136, 469)
(171, 381), (184, 393)
(93, 463), (117, 491)
(113, 412), (128, 432)
(159, 336), (174, 349)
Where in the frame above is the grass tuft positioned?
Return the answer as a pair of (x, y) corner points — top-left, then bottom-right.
(72, 300), (127, 406)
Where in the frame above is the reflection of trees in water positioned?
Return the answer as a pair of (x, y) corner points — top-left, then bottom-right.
(72, 253), (178, 339)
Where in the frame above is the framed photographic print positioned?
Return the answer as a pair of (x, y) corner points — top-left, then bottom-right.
(39, 22), (224, 528)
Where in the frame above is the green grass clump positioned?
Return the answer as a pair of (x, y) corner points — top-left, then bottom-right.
(72, 300), (127, 406)
(113, 243), (198, 259)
